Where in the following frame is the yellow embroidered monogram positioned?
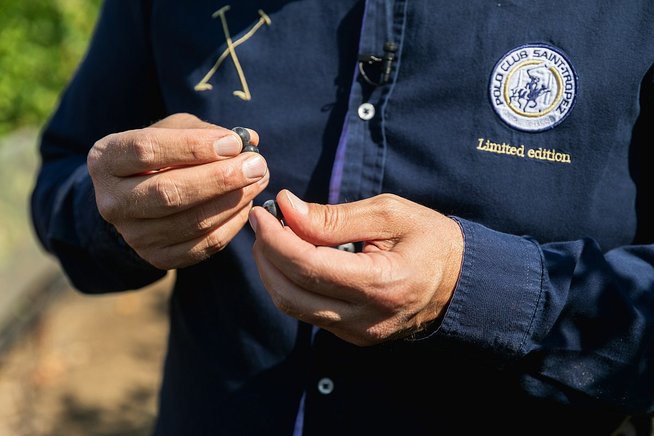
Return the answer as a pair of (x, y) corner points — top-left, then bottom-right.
(195, 6), (271, 100)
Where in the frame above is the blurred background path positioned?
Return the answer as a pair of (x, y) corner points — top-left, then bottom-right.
(0, 126), (172, 435)
(0, 272), (172, 436)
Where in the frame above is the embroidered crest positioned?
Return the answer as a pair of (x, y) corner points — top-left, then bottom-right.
(489, 44), (577, 132)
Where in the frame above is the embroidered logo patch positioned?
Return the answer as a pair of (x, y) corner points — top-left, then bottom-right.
(489, 44), (577, 132)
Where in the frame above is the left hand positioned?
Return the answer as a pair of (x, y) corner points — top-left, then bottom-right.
(249, 190), (464, 346)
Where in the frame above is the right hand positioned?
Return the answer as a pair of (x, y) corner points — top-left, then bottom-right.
(86, 113), (269, 269)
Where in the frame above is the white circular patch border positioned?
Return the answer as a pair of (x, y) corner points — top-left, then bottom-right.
(489, 44), (578, 132)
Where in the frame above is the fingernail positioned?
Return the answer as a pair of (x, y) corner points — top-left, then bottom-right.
(248, 211), (258, 233)
(243, 155), (266, 179)
(214, 135), (241, 156)
(257, 168), (270, 185)
(285, 190), (308, 215)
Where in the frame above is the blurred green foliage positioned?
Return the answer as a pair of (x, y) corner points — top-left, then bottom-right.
(0, 0), (102, 136)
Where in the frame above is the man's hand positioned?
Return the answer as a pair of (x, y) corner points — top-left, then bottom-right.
(87, 113), (269, 269)
(249, 190), (464, 346)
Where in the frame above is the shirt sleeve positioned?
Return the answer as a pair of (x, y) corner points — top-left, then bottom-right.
(436, 216), (654, 415)
(30, 0), (168, 293)
(434, 62), (654, 416)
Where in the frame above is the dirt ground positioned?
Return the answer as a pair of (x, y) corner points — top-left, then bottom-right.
(0, 272), (174, 436)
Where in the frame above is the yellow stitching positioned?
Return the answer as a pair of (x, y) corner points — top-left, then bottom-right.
(195, 7), (271, 101)
(503, 60), (562, 118)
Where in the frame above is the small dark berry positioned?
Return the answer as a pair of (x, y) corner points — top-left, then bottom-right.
(262, 199), (285, 224)
(242, 144), (260, 153)
(232, 127), (251, 150)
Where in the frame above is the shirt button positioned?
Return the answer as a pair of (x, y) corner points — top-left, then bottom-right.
(358, 103), (375, 120)
(317, 377), (334, 395)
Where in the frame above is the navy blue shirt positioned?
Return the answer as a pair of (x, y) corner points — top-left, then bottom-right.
(31, 1), (654, 434)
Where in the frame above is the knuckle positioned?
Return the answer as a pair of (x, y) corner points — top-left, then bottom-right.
(212, 162), (236, 191)
(203, 229), (229, 254)
(320, 205), (342, 234)
(146, 248), (193, 270)
(370, 194), (407, 239)
(87, 135), (114, 176)
(95, 193), (121, 222)
(270, 292), (291, 313)
(362, 325), (390, 346)
(121, 232), (141, 250)
(313, 310), (340, 331)
(194, 217), (215, 234)
(373, 193), (403, 218)
(129, 132), (157, 166)
(222, 162), (237, 181)
(151, 177), (183, 210)
(168, 112), (196, 124)
(86, 146), (102, 175)
(146, 253), (173, 270)
(181, 132), (211, 163)
(269, 292), (302, 321)
(376, 192), (401, 203)
(118, 225), (154, 254)
(192, 206), (217, 233)
(156, 113), (210, 131)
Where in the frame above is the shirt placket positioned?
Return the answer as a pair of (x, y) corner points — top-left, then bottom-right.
(302, 1), (409, 434)
(329, 0), (407, 204)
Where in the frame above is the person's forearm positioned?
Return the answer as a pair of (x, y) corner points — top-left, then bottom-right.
(31, 155), (166, 293)
(30, 0), (170, 292)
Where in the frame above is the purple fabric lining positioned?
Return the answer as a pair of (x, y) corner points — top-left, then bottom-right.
(294, 2), (372, 433)
(328, 121), (350, 204)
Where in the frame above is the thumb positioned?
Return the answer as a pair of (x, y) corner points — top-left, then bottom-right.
(275, 190), (398, 247)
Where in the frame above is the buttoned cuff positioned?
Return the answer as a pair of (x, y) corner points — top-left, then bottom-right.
(51, 165), (166, 293)
(436, 217), (544, 361)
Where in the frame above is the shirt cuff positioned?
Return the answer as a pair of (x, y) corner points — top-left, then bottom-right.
(52, 165), (166, 292)
(436, 217), (544, 361)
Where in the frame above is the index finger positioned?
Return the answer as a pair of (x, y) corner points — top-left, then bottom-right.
(250, 206), (389, 302)
(93, 126), (255, 177)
